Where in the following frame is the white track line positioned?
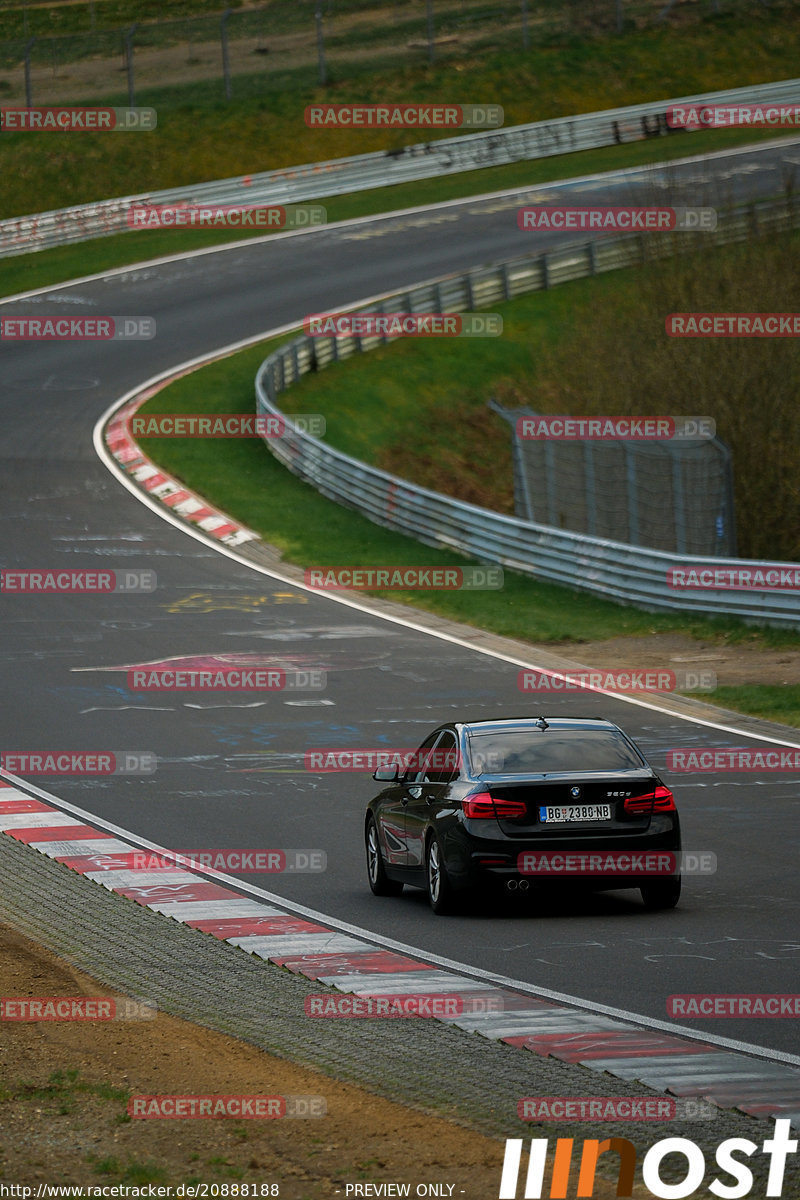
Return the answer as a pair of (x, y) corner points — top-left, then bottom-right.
(2, 134), (798, 306)
(6, 152), (800, 1080)
(3, 766), (800, 1072)
(93, 347), (800, 748)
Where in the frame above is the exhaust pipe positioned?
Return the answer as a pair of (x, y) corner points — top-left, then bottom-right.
(506, 879), (518, 891)
(518, 878), (530, 892)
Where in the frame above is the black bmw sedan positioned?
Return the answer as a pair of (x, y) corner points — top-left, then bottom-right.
(365, 716), (681, 914)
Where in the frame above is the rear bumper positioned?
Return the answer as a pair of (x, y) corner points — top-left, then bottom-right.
(445, 821), (681, 893)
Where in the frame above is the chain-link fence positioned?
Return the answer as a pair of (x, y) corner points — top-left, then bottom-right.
(492, 402), (737, 556)
(0, 0), (788, 106)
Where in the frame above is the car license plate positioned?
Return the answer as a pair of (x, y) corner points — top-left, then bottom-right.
(539, 804), (611, 823)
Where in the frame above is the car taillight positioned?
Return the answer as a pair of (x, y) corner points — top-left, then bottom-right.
(462, 792), (527, 819)
(624, 785), (675, 814)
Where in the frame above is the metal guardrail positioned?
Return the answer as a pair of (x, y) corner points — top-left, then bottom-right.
(2, 76), (798, 260)
(254, 193), (800, 627)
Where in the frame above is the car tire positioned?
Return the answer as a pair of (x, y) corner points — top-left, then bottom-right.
(640, 876), (681, 911)
(426, 833), (457, 915)
(366, 817), (403, 896)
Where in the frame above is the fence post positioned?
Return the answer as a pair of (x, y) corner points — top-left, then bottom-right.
(521, 0), (530, 49)
(426, 0), (435, 63)
(584, 443), (597, 536)
(512, 424), (535, 521)
(221, 8), (232, 100)
(545, 441), (557, 526)
(124, 24), (138, 108)
(315, 0), (328, 85)
(23, 37), (36, 107)
(672, 452), (686, 555)
(624, 443), (639, 545)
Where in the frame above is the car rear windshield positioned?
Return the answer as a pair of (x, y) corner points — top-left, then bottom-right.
(467, 729), (646, 775)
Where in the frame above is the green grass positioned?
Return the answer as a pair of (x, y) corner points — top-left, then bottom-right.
(4, 1069), (130, 1116)
(2, 1), (798, 301)
(131, 261), (800, 729)
(0, 0), (249, 41)
(705, 686), (800, 727)
(1, 2), (799, 222)
(1, 121), (794, 301)
(135, 335), (800, 654)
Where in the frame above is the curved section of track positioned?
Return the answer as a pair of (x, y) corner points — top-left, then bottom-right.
(1, 141), (799, 1062)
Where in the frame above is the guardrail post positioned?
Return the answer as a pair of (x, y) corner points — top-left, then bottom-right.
(541, 254), (550, 289)
(124, 24), (138, 108)
(615, 0), (623, 33)
(23, 37), (36, 107)
(501, 262), (511, 301)
(521, 0), (530, 49)
(221, 8), (232, 101)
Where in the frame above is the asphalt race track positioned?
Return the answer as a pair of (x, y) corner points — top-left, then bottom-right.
(2, 138), (800, 1064)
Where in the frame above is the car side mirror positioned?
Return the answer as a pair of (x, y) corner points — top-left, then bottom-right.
(373, 765), (400, 783)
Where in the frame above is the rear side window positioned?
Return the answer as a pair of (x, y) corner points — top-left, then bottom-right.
(425, 731), (459, 784)
(467, 729), (645, 775)
(408, 732), (441, 784)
